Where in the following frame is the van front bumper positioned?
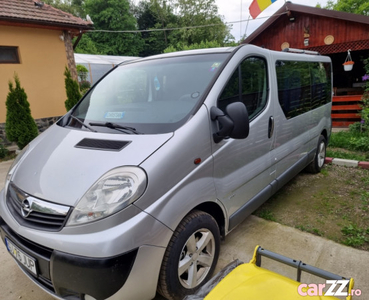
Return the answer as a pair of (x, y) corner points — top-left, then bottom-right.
(0, 215), (167, 300)
(0, 217), (137, 299)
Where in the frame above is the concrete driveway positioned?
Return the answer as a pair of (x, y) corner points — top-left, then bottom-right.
(0, 159), (368, 299)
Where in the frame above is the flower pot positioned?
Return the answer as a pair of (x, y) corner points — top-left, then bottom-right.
(343, 61), (354, 71)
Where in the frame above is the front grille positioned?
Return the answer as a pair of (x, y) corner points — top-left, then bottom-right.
(6, 183), (71, 232)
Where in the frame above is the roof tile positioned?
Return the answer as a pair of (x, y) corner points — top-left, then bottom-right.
(0, 0), (93, 29)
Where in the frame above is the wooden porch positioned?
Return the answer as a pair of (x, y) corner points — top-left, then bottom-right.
(332, 95), (362, 127)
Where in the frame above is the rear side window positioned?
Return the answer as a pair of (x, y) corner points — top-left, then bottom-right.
(218, 57), (268, 120)
(276, 60), (331, 119)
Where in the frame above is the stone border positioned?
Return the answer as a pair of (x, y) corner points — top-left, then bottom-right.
(325, 157), (369, 169)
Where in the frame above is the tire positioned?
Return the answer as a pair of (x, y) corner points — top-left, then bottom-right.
(157, 210), (220, 300)
(306, 135), (327, 174)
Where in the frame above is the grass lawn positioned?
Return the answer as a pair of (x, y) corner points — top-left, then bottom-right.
(327, 129), (369, 161)
(254, 164), (369, 251)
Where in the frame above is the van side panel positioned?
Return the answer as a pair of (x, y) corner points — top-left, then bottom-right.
(272, 111), (311, 178)
(136, 105), (223, 231)
(209, 48), (276, 222)
(217, 48), (332, 232)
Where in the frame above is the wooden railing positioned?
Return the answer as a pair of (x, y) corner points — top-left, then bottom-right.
(332, 95), (362, 127)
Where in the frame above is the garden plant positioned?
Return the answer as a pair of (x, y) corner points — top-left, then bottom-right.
(5, 74), (38, 150)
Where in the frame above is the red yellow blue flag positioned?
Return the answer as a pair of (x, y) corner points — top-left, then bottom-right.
(249, 0), (277, 19)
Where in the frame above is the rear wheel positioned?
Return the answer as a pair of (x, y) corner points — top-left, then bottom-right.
(157, 210), (220, 300)
(306, 135), (326, 173)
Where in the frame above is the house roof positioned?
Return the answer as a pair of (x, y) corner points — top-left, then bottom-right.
(0, 0), (93, 31)
(243, 2), (369, 44)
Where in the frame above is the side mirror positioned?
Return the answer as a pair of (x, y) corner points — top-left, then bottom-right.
(211, 102), (249, 143)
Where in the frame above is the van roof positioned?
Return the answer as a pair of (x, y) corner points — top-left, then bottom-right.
(120, 44), (331, 66)
(137, 46), (237, 62)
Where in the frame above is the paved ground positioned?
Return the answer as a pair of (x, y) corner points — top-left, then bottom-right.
(1, 159), (369, 299)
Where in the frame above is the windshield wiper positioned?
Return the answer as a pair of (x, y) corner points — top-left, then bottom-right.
(89, 122), (142, 134)
(70, 115), (97, 132)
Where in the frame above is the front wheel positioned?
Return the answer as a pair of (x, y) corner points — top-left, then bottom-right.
(157, 210), (220, 300)
(306, 135), (327, 173)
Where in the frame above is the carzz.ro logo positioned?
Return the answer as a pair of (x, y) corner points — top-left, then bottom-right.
(298, 280), (361, 297)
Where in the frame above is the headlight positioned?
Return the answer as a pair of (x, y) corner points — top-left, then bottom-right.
(4, 145), (29, 193)
(67, 167), (147, 226)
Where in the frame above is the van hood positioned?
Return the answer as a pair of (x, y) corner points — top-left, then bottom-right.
(11, 125), (173, 207)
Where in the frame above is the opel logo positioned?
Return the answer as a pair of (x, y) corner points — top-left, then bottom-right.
(21, 199), (33, 218)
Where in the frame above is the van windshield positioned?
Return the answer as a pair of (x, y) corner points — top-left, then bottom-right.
(70, 54), (228, 134)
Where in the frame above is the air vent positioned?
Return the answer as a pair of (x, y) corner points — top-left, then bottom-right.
(75, 138), (130, 151)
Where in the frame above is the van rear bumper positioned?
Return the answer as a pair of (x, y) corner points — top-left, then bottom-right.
(0, 217), (164, 300)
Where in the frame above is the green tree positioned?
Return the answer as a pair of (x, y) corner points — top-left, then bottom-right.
(43, 0), (86, 17)
(163, 40), (222, 52)
(64, 66), (82, 111)
(84, 0), (144, 56)
(134, 0), (178, 56)
(5, 74), (38, 150)
(74, 35), (101, 55)
(323, 0), (369, 15)
(171, 0), (233, 46)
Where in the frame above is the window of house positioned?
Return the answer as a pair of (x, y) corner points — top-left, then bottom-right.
(218, 57), (268, 120)
(0, 46), (20, 64)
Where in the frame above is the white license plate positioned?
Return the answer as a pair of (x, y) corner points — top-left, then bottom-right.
(5, 238), (37, 276)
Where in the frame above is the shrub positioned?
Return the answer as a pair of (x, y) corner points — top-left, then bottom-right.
(64, 66), (82, 111)
(329, 131), (369, 152)
(5, 74), (38, 150)
(76, 64), (89, 82)
(79, 80), (91, 90)
(349, 122), (362, 134)
(79, 80), (91, 96)
(360, 59), (369, 134)
(0, 140), (8, 159)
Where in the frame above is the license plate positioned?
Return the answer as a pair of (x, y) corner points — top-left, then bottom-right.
(5, 238), (37, 276)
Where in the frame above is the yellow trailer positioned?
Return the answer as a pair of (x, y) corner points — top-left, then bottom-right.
(186, 246), (354, 300)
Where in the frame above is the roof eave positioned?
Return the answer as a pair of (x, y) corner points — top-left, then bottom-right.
(243, 5), (287, 44)
(0, 16), (93, 31)
(243, 3), (369, 44)
(284, 2), (369, 24)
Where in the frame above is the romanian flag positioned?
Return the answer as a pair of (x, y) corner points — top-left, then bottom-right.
(249, 0), (277, 19)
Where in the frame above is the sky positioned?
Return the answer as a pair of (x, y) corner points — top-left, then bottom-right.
(216, 0), (331, 41)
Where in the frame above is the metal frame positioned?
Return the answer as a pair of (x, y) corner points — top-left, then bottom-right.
(254, 246), (350, 286)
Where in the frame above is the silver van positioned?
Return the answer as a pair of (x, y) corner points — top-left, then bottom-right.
(0, 45), (332, 300)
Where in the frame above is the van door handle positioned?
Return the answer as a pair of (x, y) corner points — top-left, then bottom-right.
(268, 116), (274, 139)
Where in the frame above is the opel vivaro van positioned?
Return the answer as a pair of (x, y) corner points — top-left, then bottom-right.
(0, 44), (332, 300)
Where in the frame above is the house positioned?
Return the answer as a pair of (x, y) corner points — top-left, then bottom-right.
(243, 3), (369, 127)
(0, 0), (93, 142)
